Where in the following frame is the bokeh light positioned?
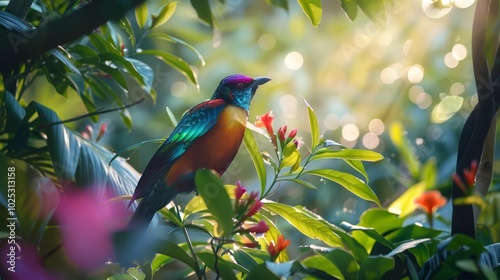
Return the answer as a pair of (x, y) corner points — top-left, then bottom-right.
(324, 114), (340, 130)
(368, 119), (385, 135)
(279, 94), (298, 119)
(455, 0), (475, 9)
(170, 81), (187, 97)
(452, 44), (467, 61)
(422, 0), (452, 18)
(284, 51), (304, 70)
(407, 64), (424, 84)
(362, 132), (380, 149)
(381, 66), (399, 84)
(342, 123), (360, 141)
(450, 82), (465, 95)
(259, 33), (276, 50)
(444, 52), (459, 68)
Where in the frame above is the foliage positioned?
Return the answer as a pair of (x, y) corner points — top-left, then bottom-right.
(1, 0), (499, 279)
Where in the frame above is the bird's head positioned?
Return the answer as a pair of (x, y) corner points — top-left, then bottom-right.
(211, 74), (271, 111)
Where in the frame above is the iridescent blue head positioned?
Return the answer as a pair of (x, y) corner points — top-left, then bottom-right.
(211, 74), (271, 111)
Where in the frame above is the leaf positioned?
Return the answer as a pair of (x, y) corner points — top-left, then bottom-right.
(135, 2), (149, 28)
(344, 159), (369, 182)
(244, 129), (267, 194)
(195, 169), (234, 237)
(297, 0), (322, 27)
(155, 240), (198, 273)
(197, 252), (244, 279)
(280, 141), (301, 172)
(388, 181), (426, 217)
(149, 33), (205, 66)
(47, 46), (81, 75)
(301, 254), (341, 279)
(268, 0), (288, 10)
(302, 97), (320, 148)
(120, 109), (133, 130)
(341, 0), (358, 21)
(304, 169), (380, 206)
(358, 256), (394, 279)
(385, 238), (432, 258)
(138, 49), (199, 89)
(165, 106), (178, 127)
(246, 263), (281, 280)
(281, 178), (317, 189)
(151, 2), (177, 29)
(88, 32), (120, 54)
(340, 221), (396, 251)
(190, 0), (213, 27)
(99, 53), (146, 86)
(118, 17), (135, 46)
(263, 201), (343, 247)
(357, 0), (386, 28)
(389, 122), (420, 179)
(311, 149), (384, 162)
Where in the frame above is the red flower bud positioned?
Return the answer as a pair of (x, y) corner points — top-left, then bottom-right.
(463, 160), (478, 187)
(288, 128), (297, 139)
(245, 200), (263, 217)
(235, 181), (246, 201)
(278, 126), (287, 143)
(247, 220), (269, 234)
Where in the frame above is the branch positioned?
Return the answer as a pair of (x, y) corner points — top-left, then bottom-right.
(0, 0), (146, 71)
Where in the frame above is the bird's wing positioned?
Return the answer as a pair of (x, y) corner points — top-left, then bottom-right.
(129, 99), (227, 205)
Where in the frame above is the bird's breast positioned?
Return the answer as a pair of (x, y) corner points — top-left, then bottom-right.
(165, 105), (248, 191)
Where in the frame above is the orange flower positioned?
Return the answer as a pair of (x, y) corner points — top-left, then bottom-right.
(268, 235), (291, 261)
(255, 111), (275, 137)
(414, 190), (447, 214)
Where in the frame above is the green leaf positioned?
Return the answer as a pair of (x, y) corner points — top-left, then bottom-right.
(151, 2), (177, 29)
(344, 159), (369, 182)
(197, 252), (245, 279)
(246, 263), (280, 280)
(244, 129), (267, 194)
(311, 149), (383, 162)
(120, 109), (133, 130)
(149, 33), (205, 66)
(280, 141), (301, 172)
(190, 0), (213, 26)
(98, 52), (146, 86)
(358, 256), (394, 279)
(151, 254), (173, 273)
(195, 169), (233, 237)
(48, 46), (81, 75)
(281, 178), (317, 189)
(301, 254), (341, 279)
(155, 240), (198, 273)
(268, 0), (288, 10)
(304, 169), (380, 206)
(357, 0), (386, 28)
(135, 2), (149, 28)
(385, 238), (432, 258)
(263, 201), (343, 247)
(138, 49), (199, 89)
(88, 32), (120, 54)
(340, 221), (396, 251)
(317, 248), (359, 279)
(341, 0), (358, 21)
(297, 0), (322, 27)
(302, 97), (320, 148)
(166, 106), (178, 127)
(118, 17), (135, 46)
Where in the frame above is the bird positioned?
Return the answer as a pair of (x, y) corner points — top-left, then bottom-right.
(127, 74), (270, 231)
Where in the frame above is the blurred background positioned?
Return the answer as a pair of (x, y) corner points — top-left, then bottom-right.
(23, 0), (491, 244)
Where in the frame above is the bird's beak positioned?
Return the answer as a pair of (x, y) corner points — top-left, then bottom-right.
(250, 77), (271, 88)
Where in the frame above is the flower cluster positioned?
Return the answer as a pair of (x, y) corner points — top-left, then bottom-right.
(233, 181), (269, 236)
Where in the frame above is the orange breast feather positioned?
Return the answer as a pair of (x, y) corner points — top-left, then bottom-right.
(165, 105), (247, 191)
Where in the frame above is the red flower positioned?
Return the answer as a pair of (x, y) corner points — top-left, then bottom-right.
(288, 128), (298, 140)
(247, 220), (269, 234)
(235, 181), (246, 201)
(96, 122), (108, 141)
(268, 235), (291, 261)
(245, 200), (263, 217)
(414, 190), (447, 214)
(255, 111), (275, 137)
(463, 160), (478, 187)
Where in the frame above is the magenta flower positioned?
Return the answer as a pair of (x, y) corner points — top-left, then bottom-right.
(247, 220), (269, 234)
(235, 181), (246, 201)
(245, 200), (263, 217)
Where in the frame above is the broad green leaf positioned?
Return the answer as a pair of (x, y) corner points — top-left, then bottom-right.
(233, 249), (259, 271)
(341, 221), (396, 251)
(126, 58), (154, 93)
(263, 201), (343, 247)
(341, 0), (358, 21)
(454, 194), (489, 210)
(149, 33), (205, 66)
(197, 252), (246, 279)
(281, 178), (317, 189)
(389, 122), (420, 179)
(69, 44), (98, 59)
(135, 2), (149, 28)
(190, 0), (213, 26)
(358, 0), (387, 28)
(388, 181), (426, 217)
(151, 2), (177, 29)
(344, 159), (369, 182)
(304, 169), (380, 206)
(244, 129), (267, 194)
(138, 49), (199, 89)
(311, 149), (383, 162)
(302, 97), (320, 147)
(301, 254), (341, 279)
(47, 47), (81, 75)
(320, 248), (359, 279)
(4, 91), (26, 128)
(155, 240), (198, 273)
(385, 238), (432, 258)
(151, 254), (174, 273)
(99, 53), (146, 86)
(88, 32), (120, 54)
(358, 256), (394, 279)
(297, 0), (322, 27)
(246, 263), (280, 280)
(195, 169), (233, 237)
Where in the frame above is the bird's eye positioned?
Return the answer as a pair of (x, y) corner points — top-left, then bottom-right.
(237, 82), (244, 88)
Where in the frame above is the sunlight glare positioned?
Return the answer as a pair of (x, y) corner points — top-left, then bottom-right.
(452, 44), (467, 61)
(444, 52), (459, 68)
(362, 132), (380, 149)
(342, 124), (360, 141)
(368, 119), (385, 135)
(407, 64), (424, 84)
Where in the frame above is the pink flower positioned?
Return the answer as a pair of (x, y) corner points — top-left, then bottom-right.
(288, 128), (298, 139)
(235, 181), (246, 201)
(247, 220), (269, 234)
(56, 189), (128, 271)
(278, 126), (287, 143)
(245, 200), (263, 217)
(96, 122), (108, 141)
